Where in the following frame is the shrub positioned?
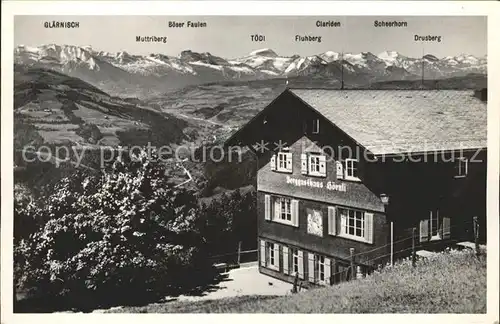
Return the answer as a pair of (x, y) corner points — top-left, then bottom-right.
(14, 184), (44, 242)
(197, 187), (257, 258)
(14, 149), (217, 311)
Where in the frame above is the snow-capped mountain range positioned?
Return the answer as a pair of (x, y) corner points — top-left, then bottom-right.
(14, 44), (487, 97)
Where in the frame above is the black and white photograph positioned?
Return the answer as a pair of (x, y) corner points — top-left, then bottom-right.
(1, 1), (499, 320)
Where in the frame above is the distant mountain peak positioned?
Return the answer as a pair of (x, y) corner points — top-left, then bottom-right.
(379, 50), (400, 56)
(115, 51), (136, 64)
(361, 51), (380, 61)
(249, 48), (278, 57)
(317, 51), (341, 64)
(43, 43), (60, 50)
(148, 53), (170, 60)
(178, 50), (201, 62)
(423, 54), (439, 62)
(322, 51), (339, 56)
(14, 44), (487, 97)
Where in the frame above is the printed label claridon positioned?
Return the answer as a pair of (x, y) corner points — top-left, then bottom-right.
(316, 20), (341, 27)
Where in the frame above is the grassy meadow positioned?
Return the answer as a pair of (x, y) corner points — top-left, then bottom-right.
(108, 248), (486, 313)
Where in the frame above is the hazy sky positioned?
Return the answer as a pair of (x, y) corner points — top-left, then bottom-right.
(15, 16), (487, 58)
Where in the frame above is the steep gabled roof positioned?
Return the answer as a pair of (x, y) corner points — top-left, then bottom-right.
(288, 89), (486, 155)
(225, 88), (487, 156)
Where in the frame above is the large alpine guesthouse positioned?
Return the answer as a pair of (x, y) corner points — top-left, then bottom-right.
(225, 88), (487, 287)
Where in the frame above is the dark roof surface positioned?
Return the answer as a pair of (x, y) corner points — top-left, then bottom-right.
(289, 89), (487, 155)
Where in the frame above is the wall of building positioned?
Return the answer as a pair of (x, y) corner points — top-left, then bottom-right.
(257, 191), (389, 266)
(381, 149), (487, 244)
(257, 136), (385, 213)
(246, 90), (487, 282)
(258, 236), (369, 288)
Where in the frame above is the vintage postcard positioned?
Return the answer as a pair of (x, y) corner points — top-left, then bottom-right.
(1, 1), (499, 323)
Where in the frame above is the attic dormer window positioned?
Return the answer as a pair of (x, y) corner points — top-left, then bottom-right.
(344, 158), (360, 181)
(301, 152), (326, 177)
(271, 151), (293, 173)
(312, 119), (320, 134)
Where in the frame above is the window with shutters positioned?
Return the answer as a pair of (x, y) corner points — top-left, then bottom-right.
(454, 157), (468, 178)
(337, 207), (373, 243)
(277, 197), (292, 222)
(304, 153), (326, 177)
(339, 207), (365, 238)
(344, 159), (360, 181)
(270, 195), (299, 227)
(309, 254), (330, 285)
(291, 249), (299, 274)
(266, 242), (279, 270)
(277, 152), (287, 170)
(276, 152), (292, 173)
(268, 242), (275, 266)
(317, 255), (325, 282)
(309, 155), (320, 173)
(420, 210), (451, 242)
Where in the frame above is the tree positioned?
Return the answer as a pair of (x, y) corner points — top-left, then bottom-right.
(233, 189), (257, 250)
(14, 184), (42, 243)
(14, 149), (216, 311)
(196, 187), (257, 259)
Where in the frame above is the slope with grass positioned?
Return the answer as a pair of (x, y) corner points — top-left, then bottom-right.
(14, 65), (196, 195)
(107, 249), (486, 313)
(14, 64), (189, 149)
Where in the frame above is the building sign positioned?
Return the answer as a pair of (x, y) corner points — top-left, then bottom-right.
(286, 176), (347, 192)
(307, 208), (323, 237)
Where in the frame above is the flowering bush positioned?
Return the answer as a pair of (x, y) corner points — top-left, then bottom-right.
(14, 149), (217, 310)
